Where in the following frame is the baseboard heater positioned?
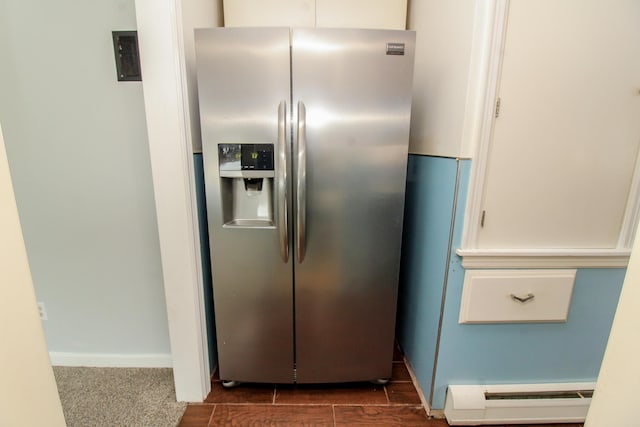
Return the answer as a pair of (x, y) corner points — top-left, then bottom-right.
(444, 382), (595, 425)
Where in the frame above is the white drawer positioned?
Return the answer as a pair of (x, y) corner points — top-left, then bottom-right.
(459, 269), (576, 323)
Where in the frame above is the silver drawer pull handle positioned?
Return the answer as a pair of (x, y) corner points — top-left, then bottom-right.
(510, 293), (535, 303)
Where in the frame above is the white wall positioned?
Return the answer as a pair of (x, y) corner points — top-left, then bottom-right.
(0, 0), (170, 364)
(407, 0), (478, 158)
(0, 123), (66, 427)
(585, 230), (640, 426)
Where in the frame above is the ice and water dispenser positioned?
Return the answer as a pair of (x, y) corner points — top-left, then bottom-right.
(218, 143), (275, 227)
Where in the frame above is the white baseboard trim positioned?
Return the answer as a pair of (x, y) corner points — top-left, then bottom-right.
(402, 353), (445, 418)
(49, 352), (173, 368)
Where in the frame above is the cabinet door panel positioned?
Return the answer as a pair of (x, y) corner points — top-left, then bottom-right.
(480, 0), (640, 249)
(223, 0), (315, 27)
(316, 0), (407, 30)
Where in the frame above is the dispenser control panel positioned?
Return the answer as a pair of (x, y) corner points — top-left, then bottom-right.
(219, 143), (274, 171)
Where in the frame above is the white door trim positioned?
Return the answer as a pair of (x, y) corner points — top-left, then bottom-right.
(135, 0), (211, 402)
(460, 0), (509, 251)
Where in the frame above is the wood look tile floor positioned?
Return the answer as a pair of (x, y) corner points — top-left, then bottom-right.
(179, 347), (584, 427)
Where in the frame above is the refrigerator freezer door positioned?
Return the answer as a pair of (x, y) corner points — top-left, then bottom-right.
(291, 29), (415, 383)
(195, 27), (294, 383)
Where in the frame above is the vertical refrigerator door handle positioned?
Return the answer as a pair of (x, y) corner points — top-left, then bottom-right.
(278, 100), (289, 263)
(296, 101), (307, 263)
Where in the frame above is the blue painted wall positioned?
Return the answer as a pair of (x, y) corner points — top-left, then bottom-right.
(194, 153), (217, 372)
(397, 155), (462, 400)
(398, 154), (626, 409)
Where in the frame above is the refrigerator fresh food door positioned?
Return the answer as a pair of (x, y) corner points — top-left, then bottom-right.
(195, 27), (294, 383)
(291, 28), (415, 383)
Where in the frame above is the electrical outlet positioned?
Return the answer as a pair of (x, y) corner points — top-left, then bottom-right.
(37, 302), (48, 320)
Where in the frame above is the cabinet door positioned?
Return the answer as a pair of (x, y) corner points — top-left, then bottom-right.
(479, 0), (640, 249)
(223, 0), (315, 27)
(224, 0), (407, 30)
(316, 0), (407, 30)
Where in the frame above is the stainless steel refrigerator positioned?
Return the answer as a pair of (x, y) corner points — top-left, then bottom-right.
(195, 27), (415, 385)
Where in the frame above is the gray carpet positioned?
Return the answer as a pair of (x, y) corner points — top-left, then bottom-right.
(53, 367), (187, 427)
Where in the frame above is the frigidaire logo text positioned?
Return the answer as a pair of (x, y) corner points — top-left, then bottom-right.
(386, 42), (405, 55)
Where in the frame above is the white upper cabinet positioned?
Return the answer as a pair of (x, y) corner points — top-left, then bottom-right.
(315, 0), (406, 30)
(224, 0), (315, 27)
(478, 1), (640, 251)
(223, 0), (407, 29)
(460, 0), (640, 268)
